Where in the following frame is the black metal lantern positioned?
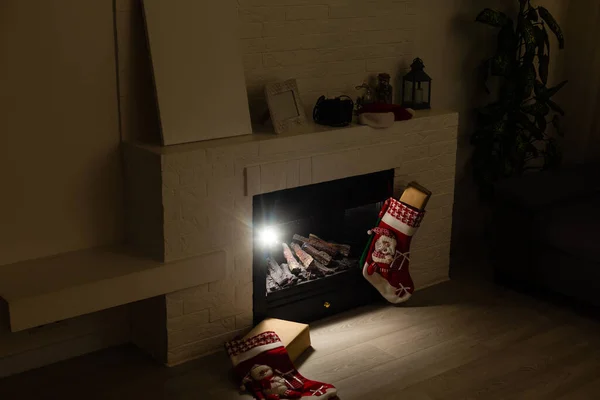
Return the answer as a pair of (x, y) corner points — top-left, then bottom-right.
(402, 58), (431, 110)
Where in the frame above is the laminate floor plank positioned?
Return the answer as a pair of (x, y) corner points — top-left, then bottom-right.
(298, 343), (395, 383)
(332, 295), (564, 399)
(2, 279), (600, 400)
(498, 347), (600, 400)
(399, 324), (594, 400)
(333, 335), (489, 400)
(557, 376), (600, 400)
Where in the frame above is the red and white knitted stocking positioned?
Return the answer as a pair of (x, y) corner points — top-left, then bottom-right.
(226, 332), (338, 400)
(363, 198), (425, 304)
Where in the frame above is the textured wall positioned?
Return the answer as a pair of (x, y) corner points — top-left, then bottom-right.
(238, 0), (416, 121)
(115, 0), (416, 140)
(126, 111), (458, 365)
(0, 0), (128, 377)
(562, 0), (600, 162)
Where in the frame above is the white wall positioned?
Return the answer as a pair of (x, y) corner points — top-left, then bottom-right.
(0, 0), (124, 266)
(562, 0), (600, 162)
(0, 0), (128, 376)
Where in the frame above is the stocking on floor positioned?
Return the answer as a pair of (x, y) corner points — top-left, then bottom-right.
(226, 332), (338, 400)
(362, 198), (425, 304)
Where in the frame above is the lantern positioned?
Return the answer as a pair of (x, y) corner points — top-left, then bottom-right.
(402, 58), (431, 110)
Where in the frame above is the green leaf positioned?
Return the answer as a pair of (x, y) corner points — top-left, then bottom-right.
(534, 80), (567, 103)
(528, 8), (539, 22)
(491, 120), (507, 135)
(522, 102), (550, 117)
(516, 136), (526, 154)
(476, 102), (504, 119)
(539, 55), (549, 85)
(519, 62), (536, 99)
(476, 8), (511, 27)
(499, 80), (518, 107)
(547, 99), (565, 116)
(533, 80), (546, 97)
(519, 0), (529, 14)
(546, 80), (568, 98)
(536, 115), (547, 133)
(543, 26), (550, 57)
(526, 142), (540, 158)
(539, 7), (565, 49)
(534, 26), (549, 59)
(491, 53), (512, 76)
(519, 15), (537, 55)
(516, 112), (543, 139)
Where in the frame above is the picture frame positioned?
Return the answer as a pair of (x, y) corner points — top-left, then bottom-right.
(264, 79), (308, 134)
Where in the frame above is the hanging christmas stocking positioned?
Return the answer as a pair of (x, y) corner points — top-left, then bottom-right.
(362, 198), (425, 304)
(226, 332), (338, 400)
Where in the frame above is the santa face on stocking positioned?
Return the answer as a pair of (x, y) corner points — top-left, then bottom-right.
(248, 365), (290, 397)
(372, 232), (397, 265)
(250, 364), (274, 381)
(227, 332), (338, 400)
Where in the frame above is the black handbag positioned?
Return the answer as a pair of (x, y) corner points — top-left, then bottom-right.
(313, 95), (354, 127)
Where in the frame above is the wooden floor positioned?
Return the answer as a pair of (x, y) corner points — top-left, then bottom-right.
(2, 279), (600, 399)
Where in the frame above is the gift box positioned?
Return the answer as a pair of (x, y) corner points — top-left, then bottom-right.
(243, 318), (311, 362)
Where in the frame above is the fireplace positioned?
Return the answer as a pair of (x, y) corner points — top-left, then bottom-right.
(252, 169), (394, 324)
(124, 110), (457, 364)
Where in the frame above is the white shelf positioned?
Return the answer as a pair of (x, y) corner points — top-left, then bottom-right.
(0, 246), (223, 332)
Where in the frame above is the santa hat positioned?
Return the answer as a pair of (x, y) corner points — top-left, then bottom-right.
(368, 227), (394, 238)
(358, 112), (395, 128)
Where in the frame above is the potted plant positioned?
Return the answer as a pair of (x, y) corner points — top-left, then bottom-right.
(472, 0), (567, 196)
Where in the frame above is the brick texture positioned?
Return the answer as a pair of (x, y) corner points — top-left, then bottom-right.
(239, 0), (417, 121)
(126, 110), (457, 364)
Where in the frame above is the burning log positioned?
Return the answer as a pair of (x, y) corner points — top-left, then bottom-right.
(301, 243), (332, 266)
(280, 263), (299, 285)
(307, 260), (336, 276)
(266, 275), (279, 293)
(331, 257), (357, 271)
(267, 257), (288, 287)
(293, 234), (337, 257)
(290, 242), (313, 268)
(305, 263), (324, 278)
(266, 235), (358, 293)
(309, 234), (350, 256)
(282, 243), (304, 275)
(309, 234), (352, 257)
(292, 234), (310, 246)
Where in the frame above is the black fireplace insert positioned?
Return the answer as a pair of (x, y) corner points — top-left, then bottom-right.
(252, 169), (394, 324)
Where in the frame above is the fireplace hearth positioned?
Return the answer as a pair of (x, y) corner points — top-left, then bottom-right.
(253, 169), (394, 324)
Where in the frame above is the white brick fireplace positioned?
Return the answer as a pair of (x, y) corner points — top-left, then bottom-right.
(125, 109), (457, 365)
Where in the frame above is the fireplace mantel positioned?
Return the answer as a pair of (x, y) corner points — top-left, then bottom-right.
(124, 109), (458, 365)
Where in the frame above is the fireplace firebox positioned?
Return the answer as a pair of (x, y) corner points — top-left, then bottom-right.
(252, 169), (394, 324)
